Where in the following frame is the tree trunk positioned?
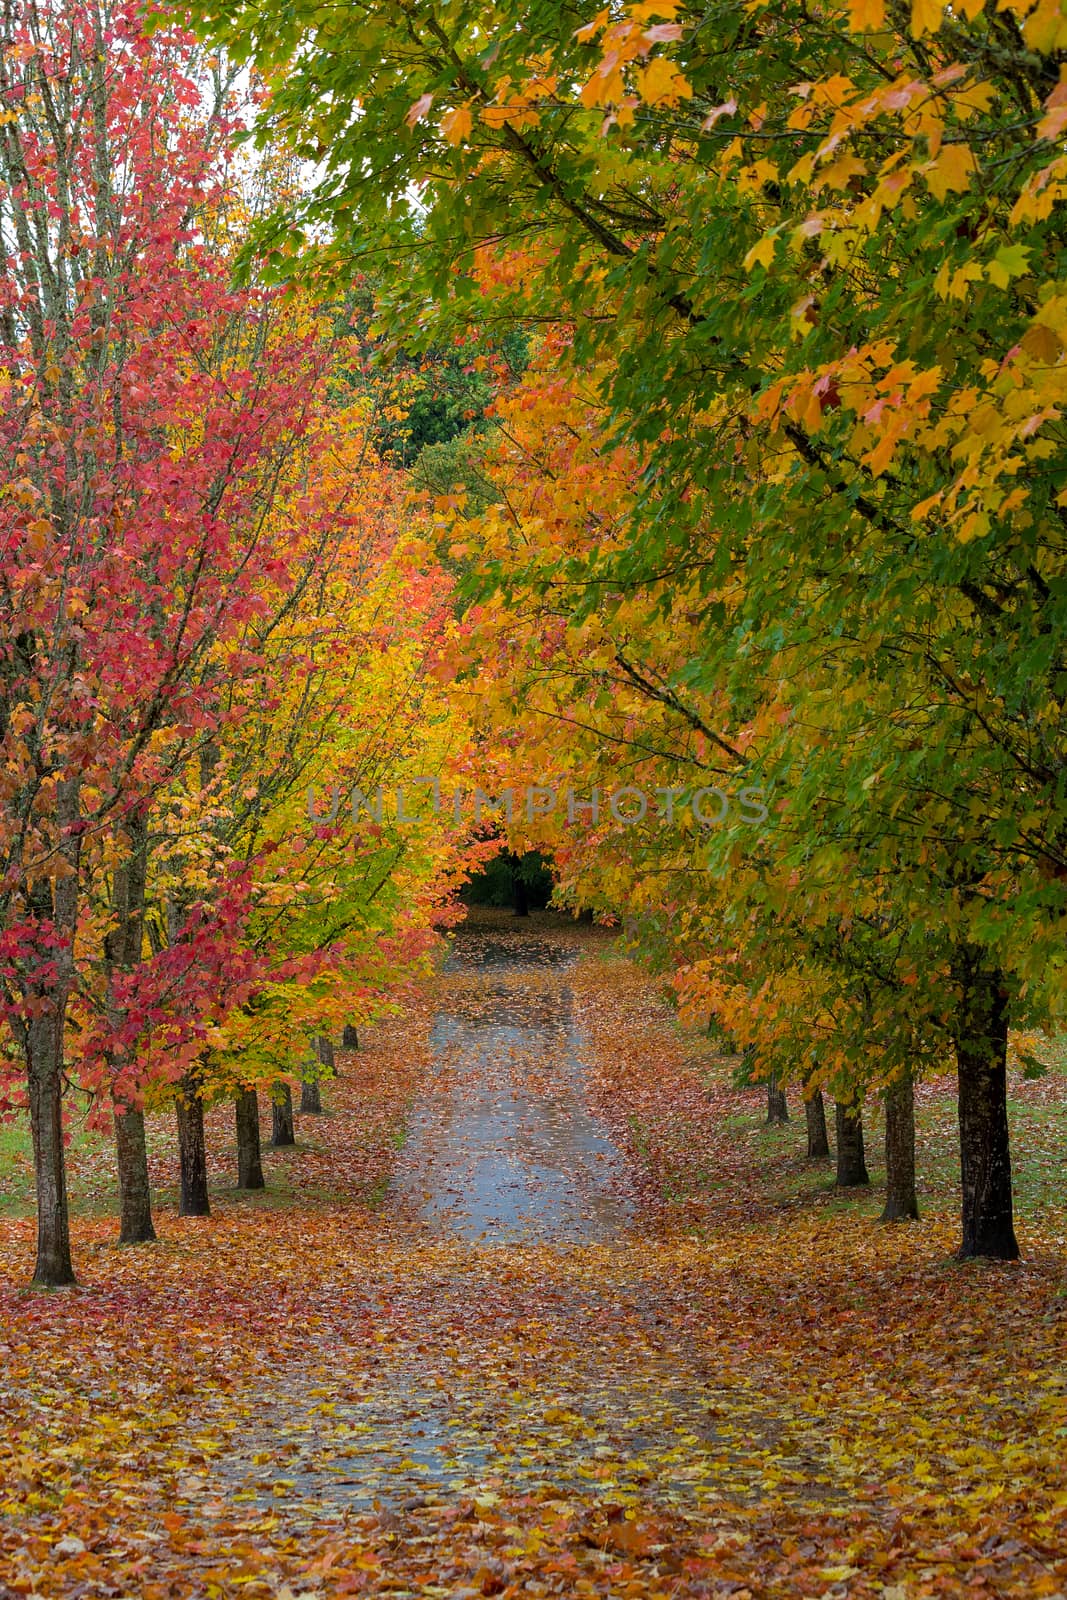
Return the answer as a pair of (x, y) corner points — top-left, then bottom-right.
(176, 1073), (210, 1215)
(235, 1088), (265, 1189)
(28, 1010), (75, 1287)
(952, 951), (1019, 1260)
(271, 1082), (295, 1146)
(342, 1023), (360, 1049)
(835, 1101), (870, 1186)
(804, 1087), (830, 1158)
(881, 1076), (918, 1221)
(115, 1107), (156, 1243)
(766, 1069), (788, 1124)
(316, 1035), (336, 1076)
(24, 777), (81, 1288)
(513, 869), (529, 916)
(300, 1073), (322, 1114)
(107, 813), (155, 1244)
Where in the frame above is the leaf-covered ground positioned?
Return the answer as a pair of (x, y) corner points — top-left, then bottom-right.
(1, 915), (1064, 1598)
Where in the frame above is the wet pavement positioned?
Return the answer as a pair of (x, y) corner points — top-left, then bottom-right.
(389, 933), (635, 1242)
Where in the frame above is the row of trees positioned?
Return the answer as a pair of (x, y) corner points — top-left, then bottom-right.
(196, 0), (1067, 1259)
(0, 1), (473, 1287)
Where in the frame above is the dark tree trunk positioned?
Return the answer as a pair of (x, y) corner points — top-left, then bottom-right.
(24, 777), (81, 1288)
(235, 1088), (265, 1189)
(513, 869), (529, 917)
(300, 1073), (322, 1114)
(177, 1073), (210, 1215)
(316, 1035), (336, 1076)
(270, 1082), (295, 1147)
(804, 1087), (830, 1158)
(115, 1107), (156, 1243)
(766, 1070), (788, 1124)
(107, 813), (155, 1244)
(28, 1011), (75, 1287)
(835, 1101), (870, 1186)
(881, 1076), (918, 1221)
(952, 951), (1019, 1260)
(342, 1023), (360, 1049)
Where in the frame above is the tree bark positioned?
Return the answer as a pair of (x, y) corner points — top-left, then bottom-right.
(28, 1009), (75, 1287)
(316, 1034), (336, 1076)
(513, 868), (529, 916)
(24, 777), (81, 1287)
(107, 813), (155, 1244)
(766, 1069), (788, 1124)
(235, 1088), (265, 1189)
(835, 1101), (870, 1186)
(952, 950), (1019, 1259)
(114, 1107), (156, 1243)
(270, 1082), (296, 1146)
(300, 1072), (322, 1114)
(803, 1087), (830, 1158)
(176, 1072), (210, 1215)
(881, 1076), (918, 1221)
(342, 1023), (360, 1049)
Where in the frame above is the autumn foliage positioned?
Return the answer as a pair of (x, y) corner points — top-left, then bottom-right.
(0, 0), (1066, 1595)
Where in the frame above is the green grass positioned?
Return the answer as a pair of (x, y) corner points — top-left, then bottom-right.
(0, 1114), (132, 1218)
(0, 1105), (301, 1220)
(682, 1050), (1066, 1224)
(1034, 1033), (1067, 1074)
(362, 1175), (391, 1210)
(0, 1122), (34, 1212)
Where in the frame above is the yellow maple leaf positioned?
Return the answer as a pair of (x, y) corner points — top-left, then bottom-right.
(986, 242), (1031, 288)
(1024, 0), (1067, 51)
(575, 6), (610, 42)
(956, 509), (991, 543)
(910, 0), (943, 35)
(632, 0), (681, 18)
(634, 56), (692, 104)
(923, 142), (976, 200)
(743, 235), (777, 272)
(815, 153), (867, 192)
(580, 66), (626, 107)
(848, 0), (885, 28)
(440, 105), (473, 144)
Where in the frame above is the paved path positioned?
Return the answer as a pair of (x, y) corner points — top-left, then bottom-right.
(389, 930), (635, 1241)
